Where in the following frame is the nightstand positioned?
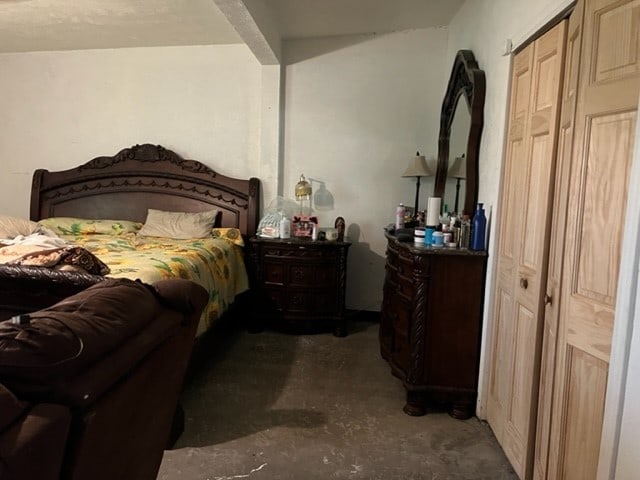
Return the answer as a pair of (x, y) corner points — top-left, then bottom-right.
(247, 237), (351, 336)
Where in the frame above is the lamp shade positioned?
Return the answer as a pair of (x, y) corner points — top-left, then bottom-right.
(402, 152), (435, 178)
(448, 155), (466, 179)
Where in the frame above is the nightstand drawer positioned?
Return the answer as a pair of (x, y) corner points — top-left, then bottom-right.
(264, 245), (338, 261)
(264, 261), (285, 285)
(263, 287), (286, 311)
(289, 264), (336, 287)
(260, 286), (340, 316)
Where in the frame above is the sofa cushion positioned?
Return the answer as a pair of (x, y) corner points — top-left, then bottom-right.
(0, 278), (165, 384)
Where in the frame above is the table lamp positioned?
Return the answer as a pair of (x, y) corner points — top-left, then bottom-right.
(402, 151), (435, 218)
(448, 154), (466, 214)
(295, 174), (312, 215)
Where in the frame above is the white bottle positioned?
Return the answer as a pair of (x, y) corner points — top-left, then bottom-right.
(279, 217), (291, 239)
(395, 203), (405, 230)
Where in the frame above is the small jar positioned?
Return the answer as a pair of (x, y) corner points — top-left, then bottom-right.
(414, 227), (425, 245)
(432, 231), (444, 247)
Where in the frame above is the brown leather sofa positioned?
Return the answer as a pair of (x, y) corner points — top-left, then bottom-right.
(0, 277), (208, 480)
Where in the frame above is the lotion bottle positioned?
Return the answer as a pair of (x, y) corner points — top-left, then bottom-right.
(470, 203), (486, 251)
(279, 216), (291, 239)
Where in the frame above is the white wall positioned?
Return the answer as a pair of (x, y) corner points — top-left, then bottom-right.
(0, 44), (264, 218)
(282, 28), (448, 311)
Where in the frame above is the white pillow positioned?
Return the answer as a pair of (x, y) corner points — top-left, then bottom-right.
(0, 215), (38, 239)
(138, 209), (221, 239)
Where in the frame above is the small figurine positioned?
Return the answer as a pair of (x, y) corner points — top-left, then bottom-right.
(334, 216), (345, 241)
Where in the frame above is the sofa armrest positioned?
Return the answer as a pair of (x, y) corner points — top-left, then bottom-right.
(152, 279), (209, 320)
(0, 279), (174, 393)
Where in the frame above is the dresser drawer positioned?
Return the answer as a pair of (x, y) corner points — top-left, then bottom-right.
(392, 299), (412, 337)
(382, 289), (409, 332)
(395, 256), (413, 278)
(392, 329), (411, 372)
(384, 274), (413, 304)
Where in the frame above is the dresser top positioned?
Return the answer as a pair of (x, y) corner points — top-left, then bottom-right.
(385, 231), (487, 257)
(249, 236), (351, 248)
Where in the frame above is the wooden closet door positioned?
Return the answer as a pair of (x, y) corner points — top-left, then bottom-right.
(532, 3), (584, 480)
(547, 0), (640, 478)
(487, 21), (567, 479)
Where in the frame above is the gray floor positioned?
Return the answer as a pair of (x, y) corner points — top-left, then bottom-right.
(157, 320), (517, 480)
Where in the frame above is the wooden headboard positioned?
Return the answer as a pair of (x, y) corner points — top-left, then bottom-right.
(30, 144), (260, 238)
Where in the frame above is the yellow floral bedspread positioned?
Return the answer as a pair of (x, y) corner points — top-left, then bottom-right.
(56, 232), (249, 334)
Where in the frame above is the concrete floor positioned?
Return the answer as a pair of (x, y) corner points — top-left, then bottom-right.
(157, 320), (517, 480)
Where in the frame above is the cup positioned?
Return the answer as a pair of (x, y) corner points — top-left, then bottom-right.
(325, 228), (338, 241)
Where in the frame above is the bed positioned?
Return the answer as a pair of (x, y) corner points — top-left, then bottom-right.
(0, 143), (260, 333)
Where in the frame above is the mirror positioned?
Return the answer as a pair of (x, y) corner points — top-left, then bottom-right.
(434, 50), (485, 216)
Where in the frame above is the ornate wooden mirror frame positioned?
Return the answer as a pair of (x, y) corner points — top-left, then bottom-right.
(434, 50), (486, 216)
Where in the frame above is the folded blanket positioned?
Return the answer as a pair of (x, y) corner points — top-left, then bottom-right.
(12, 246), (110, 275)
(0, 234), (109, 276)
(0, 233), (67, 248)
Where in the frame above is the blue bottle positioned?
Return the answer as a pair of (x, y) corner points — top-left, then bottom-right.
(470, 203), (486, 251)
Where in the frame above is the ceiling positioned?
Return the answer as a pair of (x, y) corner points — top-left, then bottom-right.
(0, 0), (465, 55)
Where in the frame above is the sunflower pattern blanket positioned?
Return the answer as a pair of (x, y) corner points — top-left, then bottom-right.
(37, 218), (249, 334)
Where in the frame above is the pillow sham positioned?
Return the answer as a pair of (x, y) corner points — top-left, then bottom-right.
(38, 217), (142, 236)
(211, 227), (245, 247)
(138, 209), (221, 239)
(0, 215), (37, 239)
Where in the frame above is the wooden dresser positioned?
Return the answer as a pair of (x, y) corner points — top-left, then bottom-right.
(380, 232), (487, 419)
(248, 237), (351, 336)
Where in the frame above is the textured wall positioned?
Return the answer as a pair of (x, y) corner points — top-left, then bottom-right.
(282, 28), (449, 311)
(0, 44), (262, 218)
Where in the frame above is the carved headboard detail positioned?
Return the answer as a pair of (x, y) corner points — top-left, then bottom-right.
(30, 144), (260, 238)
